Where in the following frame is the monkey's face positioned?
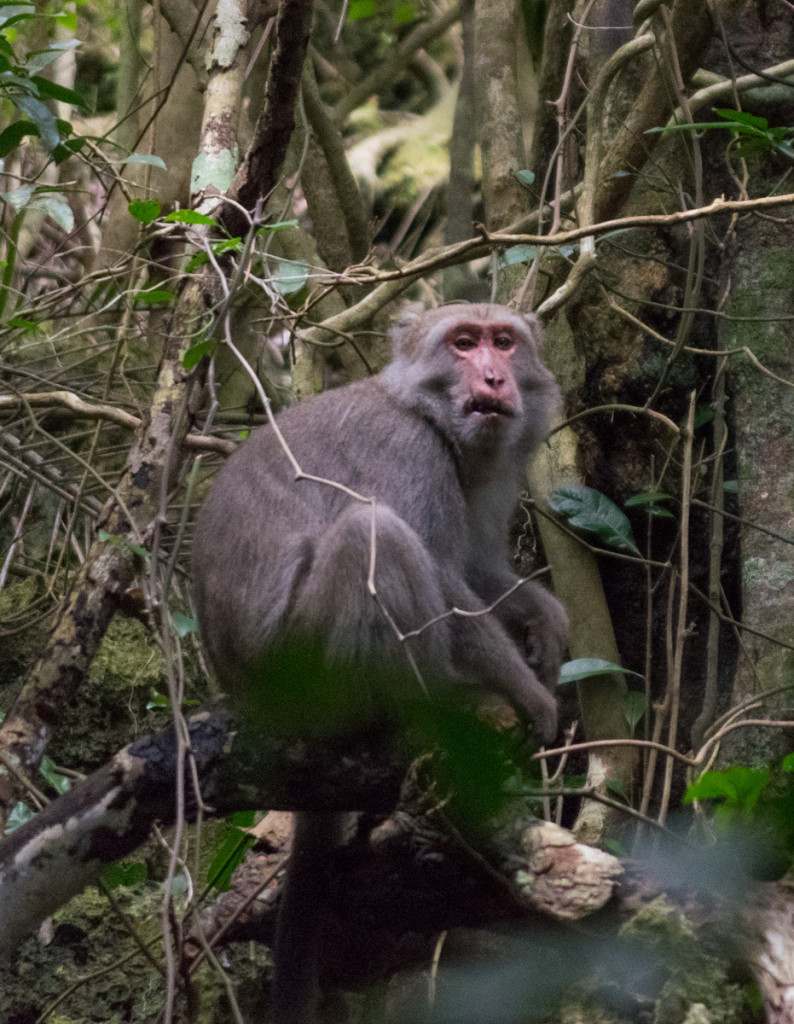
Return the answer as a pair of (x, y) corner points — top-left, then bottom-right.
(383, 303), (558, 455)
(443, 318), (523, 443)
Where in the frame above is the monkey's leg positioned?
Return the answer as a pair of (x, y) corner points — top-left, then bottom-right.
(288, 503), (453, 675)
(272, 505), (452, 1024)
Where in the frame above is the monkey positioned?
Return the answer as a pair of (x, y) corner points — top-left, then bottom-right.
(191, 303), (568, 1022)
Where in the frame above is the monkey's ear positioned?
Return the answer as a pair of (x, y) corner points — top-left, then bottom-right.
(389, 306), (424, 359)
(518, 310), (546, 350)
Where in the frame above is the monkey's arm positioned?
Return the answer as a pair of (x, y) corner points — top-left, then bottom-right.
(470, 571), (569, 694)
(442, 574), (560, 742)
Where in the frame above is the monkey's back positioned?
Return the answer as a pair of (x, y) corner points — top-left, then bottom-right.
(192, 378), (468, 687)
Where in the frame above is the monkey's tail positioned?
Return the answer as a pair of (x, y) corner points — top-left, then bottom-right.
(271, 811), (343, 1024)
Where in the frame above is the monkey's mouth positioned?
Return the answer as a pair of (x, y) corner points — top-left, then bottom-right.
(465, 397), (515, 419)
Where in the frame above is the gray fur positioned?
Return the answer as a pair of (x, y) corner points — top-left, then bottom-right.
(191, 303), (568, 1023)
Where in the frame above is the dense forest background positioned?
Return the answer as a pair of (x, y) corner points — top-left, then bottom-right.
(0, 0), (794, 1021)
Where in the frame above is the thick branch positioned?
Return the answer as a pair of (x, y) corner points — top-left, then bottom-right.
(225, 0), (314, 236)
(0, 705), (402, 953)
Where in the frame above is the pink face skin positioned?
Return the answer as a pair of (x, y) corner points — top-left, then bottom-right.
(444, 321), (522, 423)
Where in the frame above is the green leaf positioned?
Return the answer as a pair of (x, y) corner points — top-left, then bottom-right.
(257, 219), (298, 234)
(121, 153), (167, 170)
(207, 819), (255, 891)
(182, 336), (214, 369)
(713, 107), (769, 131)
(134, 288), (173, 305)
(164, 208), (217, 225)
(212, 237), (243, 253)
(515, 169), (535, 185)
(605, 778), (630, 804)
(347, 0), (375, 19)
(13, 92), (59, 149)
(393, 2), (417, 23)
(185, 252), (208, 273)
(624, 691), (646, 731)
(499, 244), (538, 268)
(4, 800), (34, 833)
(97, 529), (147, 559)
(29, 193), (73, 231)
(26, 40), (79, 74)
(549, 483), (639, 553)
(693, 404), (714, 429)
(128, 198), (161, 223)
(2, 183), (32, 210)
(39, 755), (71, 794)
(684, 766), (769, 811)
(171, 611), (198, 637)
(7, 315), (36, 329)
(0, 120), (37, 156)
(271, 258), (309, 295)
(0, 4), (35, 29)
(30, 75), (87, 108)
(723, 480), (738, 494)
(559, 657), (638, 685)
(102, 859), (148, 888)
(624, 491), (673, 508)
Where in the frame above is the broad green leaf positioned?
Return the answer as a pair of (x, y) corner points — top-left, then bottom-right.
(207, 822), (255, 892)
(0, 4), (35, 29)
(212, 237), (242, 253)
(723, 480), (738, 493)
(499, 244), (537, 267)
(39, 755), (71, 794)
(684, 766), (769, 810)
(0, 120), (37, 156)
(393, 2), (417, 23)
(713, 108), (769, 131)
(559, 657), (638, 685)
(516, 169), (535, 185)
(128, 198), (161, 223)
(135, 288), (173, 305)
(4, 800), (34, 833)
(163, 209), (216, 225)
(171, 611), (198, 637)
(185, 251), (208, 273)
(549, 483), (639, 553)
(2, 183), (32, 209)
(624, 691), (646, 731)
(30, 193), (73, 231)
(605, 778), (630, 804)
(14, 93), (59, 149)
(182, 337), (214, 369)
(272, 258), (309, 295)
(347, 0), (375, 19)
(26, 40), (79, 74)
(121, 153), (167, 170)
(31, 75), (87, 108)
(102, 859), (148, 888)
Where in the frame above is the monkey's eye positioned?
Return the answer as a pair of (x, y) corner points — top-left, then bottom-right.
(494, 334), (515, 350)
(453, 334), (478, 352)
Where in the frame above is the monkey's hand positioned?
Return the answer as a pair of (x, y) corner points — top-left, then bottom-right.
(521, 591), (569, 694)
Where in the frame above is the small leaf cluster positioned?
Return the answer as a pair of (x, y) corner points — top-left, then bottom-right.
(647, 108), (794, 160)
(685, 755), (794, 878)
(0, 0), (86, 160)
